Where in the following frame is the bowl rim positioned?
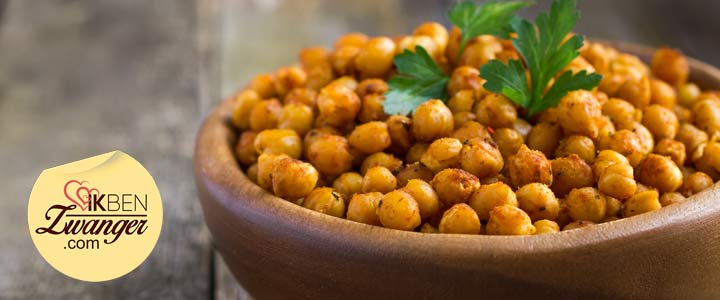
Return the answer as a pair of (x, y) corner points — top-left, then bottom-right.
(194, 40), (720, 255)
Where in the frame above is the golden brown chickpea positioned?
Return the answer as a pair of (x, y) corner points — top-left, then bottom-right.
(516, 183), (560, 221)
(357, 94), (387, 123)
(474, 94), (517, 129)
(632, 122), (655, 154)
(357, 79), (389, 98)
(682, 171), (714, 196)
(678, 83), (701, 108)
(421, 138), (463, 173)
(332, 172), (364, 203)
(550, 155), (594, 197)
(246, 163), (258, 183)
(460, 137), (504, 179)
(507, 145), (553, 188)
(451, 121), (491, 142)
(534, 220), (560, 235)
(284, 88), (317, 108)
(346, 192), (382, 225)
(331, 46), (360, 76)
(412, 100), (454, 142)
(413, 22), (449, 54)
(513, 118), (533, 139)
(649, 79), (677, 108)
(439, 203), (481, 234)
(307, 134), (353, 177)
(406, 143), (429, 164)
(254, 129), (302, 159)
(563, 220), (595, 231)
(642, 104), (679, 140)
(447, 66), (484, 97)
(493, 128), (524, 159)
(396, 163), (434, 188)
(362, 166), (397, 193)
(597, 163), (637, 201)
(402, 179), (440, 219)
(581, 42), (616, 73)
(452, 112), (477, 128)
(468, 182), (518, 221)
(376, 190), (421, 231)
(555, 199), (572, 228)
(420, 223), (439, 233)
(431, 168), (480, 205)
(677, 123), (709, 156)
(235, 131), (259, 166)
(247, 74), (277, 98)
(602, 98), (640, 129)
(256, 153), (288, 190)
(555, 135), (596, 164)
(605, 196), (622, 218)
(316, 84), (361, 128)
(299, 47), (330, 68)
(692, 99), (720, 136)
(359, 152), (402, 175)
(448, 90), (476, 113)
(458, 36), (501, 68)
(231, 90), (262, 130)
(445, 27), (462, 65)
(303, 187), (345, 218)
(304, 64), (335, 91)
(278, 103), (314, 137)
(693, 141), (720, 180)
(674, 105), (692, 123)
(527, 122), (562, 158)
(654, 139), (686, 166)
(396, 35), (440, 58)
(386, 115), (414, 154)
(334, 32), (369, 49)
(556, 90), (602, 138)
(274, 66), (307, 98)
(565, 187), (607, 222)
(355, 37), (396, 78)
(249, 99), (282, 132)
(623, 190), (661, 217)
(660, 192), (686, 207)
(594, 116), (617, 145)
(348, 122), (392, 154)
(600, 129), (643, 157)
(618, 76), (651, 109)
(271, 157), (319, 199)
(637, 154), (683, 193)
(302, 127), (339, 156)
(592, 150), (629, 175)
(651, 47), (689, 86)
(486, 205), (536, 235)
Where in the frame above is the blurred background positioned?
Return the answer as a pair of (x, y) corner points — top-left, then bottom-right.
(1, 0), (718, 299)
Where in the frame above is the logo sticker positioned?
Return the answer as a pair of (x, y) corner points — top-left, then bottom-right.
(28, 151), (163, 282)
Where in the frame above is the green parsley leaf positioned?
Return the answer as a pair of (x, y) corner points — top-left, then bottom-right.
(383, 46), (449, 115)
(448, 0), (533, 55)
(480, 0), (602, 116)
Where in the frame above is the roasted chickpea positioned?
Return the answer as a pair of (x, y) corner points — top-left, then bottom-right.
(597, 163), (637, 200)
(493, 128), (524, 159)
(412, 100), (454, 142)
(274, 66), (307, 97)
(448, 90), (476, 113)
(623, 190), (661, 217)
(600, 129), (643, 156)
(331, 46), (360, 76)
(678, 83), (701, 108)
(402, 179), (440, 219)
(459, 36), (501, 68)
(348, 122), (392, 154)
(453, 112), (477, 128)
(247, 73), (276, 98)
(421, 138), (463, 172)
(235, 131), (259, 166)
(632, 122), (655, 154)
(253, 129), (302, 159)
(396, 163), (435, 188)
(642, 104), (679, 140)
(555, 135), (596, 164)
(246, 163), (258, 183)
(357, 94), (387, 123)
(692, 99), (720, 136)
(332, 172), (364, 203)
(249, 99), (282, 131)
(637, 154), (683, 193)
(303, 187), (345, 218)
(550, 155), (594, 197)
(682, 171), (714, 196)
(307, 134), (353, 177)
(513, 118), (533, 139)
(362, 166), (397, 193)
(316, 84), (361, 128)
(694, 141), (720, 180)
(256, 153), (287, 190)
(431, 168), (480, 205)
(516, 183), (560, 221)
(527, 122), (562, 158)
(386, 115), (414, 154)
(420, 223), (440, 233)
(445, 27), (462, 65)
(581, 42), (616, 73)
(563, 220), (595, 231)
(413, 22), (449, 53)
(452, 121), (491, 142)
(486, 205), (536, 235)
(357, 78), (389, 98)
(649, 78), (677, 108)
(304, 64), (335, 91)
(299, 47), (330, 68)
(605, 196), (622, 218)
(406, 143), (429, 164)
(660, 192), (686, 207)
(474, 93), (517, 129)
(651, 47), (689, 86)
(271, 157), (319, 199)
(284, 88), (317, 108)
(439, 204), (481, 234)
(618, 76), (651, 109)
(231, 90), (262, 130)
(676, 123), (708, 156)
(359, 152), (402, 175)
(674, 105), (692, 123)
(565, 187), (607, 222)
(396, 35), (440, 58)
(556, 90), (602, 138)
(376, 190), (421, 231)
(602, 98), (640, 129)
(593, 150), (629, 176)
(447, 66), (483, 97)
(278, 103), (314, 137)
(347, 192), (382, 225)
(468, 182), (518, 221)
(534, 220), (560, 235)
(355, 37), (396, 78)
(334, 32), (369, 49)
(507, 145), (553, 188)
(654, 139), (686, 166)
(459, 137), (504, 179)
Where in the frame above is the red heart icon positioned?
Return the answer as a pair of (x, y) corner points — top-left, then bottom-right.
(64, 180), (100, 211)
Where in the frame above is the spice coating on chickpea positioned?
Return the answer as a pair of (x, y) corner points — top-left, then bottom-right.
(452, 121), (491, 142)
(271, 157), (319, 199)
(396, 163), (434, 188)
(550, 155), (594, 197)
(637, 154), (683, 193)
(507, 145), (553, 188)
(362, 166), (397, 194)
(516, 183), (560, 222)
(249, 99), (283, 131)
(316, 84), (361, 127)
(303, 188), (346, 218)
(642, 105), (679, 139)
(412, 100), (454, 142)
(534, 220), (560, 235)
(348, 121), (392, 154)
(651, 47), (689, 86)
(459, 138), (504, 179)
(682, 172), (713, 196)
(623, 190), (661, 217)
(307, 134), (353, 177)
(231, 90), (262, 130)
(431, 168), (480, 206)
(386, 115), (414, 154)
(555, 135), (596, 164)
(468, 181), (518, 221)
(402, 179), (440, 219)
(354, 37), (396, 78)
(486, 205), (536, 236)
(360, 152), (403, 175)
(492, 128), (524, 159)
(439, 204), (481, 234)
(556, 90), (602, 138)
(566, 187), (607, 222)
(235, 131), (259, 166)
(333, 172), (364, 203)
(421, 138), (463, 173)
(347, 192), (382, 225)
(254, 129), (302, 159)
(474, 94), (517, 129)
(376, 190), (421, 231)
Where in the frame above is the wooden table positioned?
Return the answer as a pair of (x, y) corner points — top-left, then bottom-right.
(1, 0), (718, 299)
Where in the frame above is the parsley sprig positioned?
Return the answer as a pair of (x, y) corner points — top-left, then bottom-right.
(448, 1), (533, 55)
(480, 0), (602, 116)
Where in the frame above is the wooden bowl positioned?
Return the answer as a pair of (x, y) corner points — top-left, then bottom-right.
(194, 42), (720, 300)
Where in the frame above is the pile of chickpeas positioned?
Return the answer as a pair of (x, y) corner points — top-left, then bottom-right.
(229, 22), (720, 235)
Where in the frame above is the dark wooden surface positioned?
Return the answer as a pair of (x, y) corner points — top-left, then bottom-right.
(2, 0), (719, 299)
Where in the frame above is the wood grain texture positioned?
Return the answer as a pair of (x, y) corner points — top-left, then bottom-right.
(195, 43), (720, 300)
